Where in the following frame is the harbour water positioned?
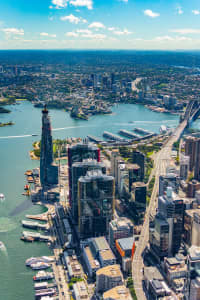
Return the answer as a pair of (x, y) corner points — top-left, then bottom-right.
(0, 101), (179, 299)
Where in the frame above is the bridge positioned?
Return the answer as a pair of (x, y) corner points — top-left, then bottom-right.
(132, 99), (200, 300)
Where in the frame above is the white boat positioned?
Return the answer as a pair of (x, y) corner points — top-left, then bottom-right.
(26, 256), (54, 266)
(33, 271), (54, 281)
(30, 262), (50, 270)
(0, 193), (5, 202)
(0, 241), (5, 249)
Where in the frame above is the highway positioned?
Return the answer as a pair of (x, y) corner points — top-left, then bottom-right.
(132, 120), (187, 300)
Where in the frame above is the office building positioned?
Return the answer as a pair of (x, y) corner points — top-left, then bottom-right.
(126, 164), (141, 192)
(149, 214), (170, 260)
(40, 105), (58, 187)
(83, 246), (100, 278)
(78, 171), (114, 238)
(158, 187), (184, 256)
(96, 264), (124, 293)
(190, 277), (200, 300)
(159, 173), (179, 196)
(68, 142), (100, 206)
(103, 285), (132, 300)
(185, 136), (197, 171)
(71, 160), (106, 223)
(192, 212), (200, 247)
(131, 182), (147, 211)
(108, 217), (133, 250)
(132, 151), (145, 181)
(187, 246), (200, 299)
(163, 256), (187, 290)
(180, 155), (190, 180)
(187, 180), (200, 198)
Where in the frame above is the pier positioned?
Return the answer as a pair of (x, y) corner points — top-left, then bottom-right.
(118, 129), (140, 139)
(103, 131), (127, 142)
(133, 127), (154, 135)
(87, 135), (103, 144)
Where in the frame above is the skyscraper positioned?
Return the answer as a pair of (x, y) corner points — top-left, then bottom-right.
(159, 173), (179, 196)
(78, 170), (114, 238)
(132, 151), (145, 181)
(40, 105), (58, 187)
(68, 142), (100, 206)
(71, 160), (106, 223)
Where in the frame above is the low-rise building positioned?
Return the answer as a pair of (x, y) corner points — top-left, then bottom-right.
(83, 246), (100, 278)
(99, 249), (116, 267)
(96, 264), (124, 293)
(109, 218), (133, 251)
(103, 285), (132, 300)
(73, 281), (89, 300)
(115, 237), (135, 273)
(63, 252), (82, 278)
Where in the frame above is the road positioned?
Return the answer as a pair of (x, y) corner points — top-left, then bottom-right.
(132, 120), (187, 300)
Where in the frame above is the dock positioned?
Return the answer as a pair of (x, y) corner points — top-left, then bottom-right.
(118, 129), (140, 139)
(87, 135), (103, 144)
(103, 131), (127, 142)
(133, 127), (154, 135)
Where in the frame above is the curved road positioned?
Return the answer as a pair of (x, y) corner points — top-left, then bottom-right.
(132, 120), (187, 300)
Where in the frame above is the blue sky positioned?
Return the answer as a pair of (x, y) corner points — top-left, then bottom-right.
(1, 0), (200, 49)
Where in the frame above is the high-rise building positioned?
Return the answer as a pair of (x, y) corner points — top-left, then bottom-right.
(159, 173), (179, 196)
(71, 160), (106, 223)
(132, 151), (145, 181)
(187, 246), (200, 299)
(158, 187), (184, 256)
(131, 182), (147, 212)
(78, 170), (114, 238)
(180, 155), (190, 180)
(126, 164), (141, 192)
(187, 180), (200, 198)
(68, 142), (100, 206)
(40, 105), (58, 187)
(149, 214), (169, 260)
(185, 136), (198, 171)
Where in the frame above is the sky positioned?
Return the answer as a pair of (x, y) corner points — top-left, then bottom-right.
(1, 0), (200, 49)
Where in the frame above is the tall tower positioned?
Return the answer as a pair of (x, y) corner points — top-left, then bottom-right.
(40, 105), (58, 187)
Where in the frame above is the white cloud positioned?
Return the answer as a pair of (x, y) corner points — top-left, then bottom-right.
(155, 36), (174, 41)
(192, 10), (200, 15)
(170, 28), (200, 34)
(2, 28), (24, 35)
(177, 6), (183, 15)
(65, 32), (79, 37)
(144, 9), (160, 18)
(61, 14), (80, 24)
(113, 28), (132, 35)
(77, 29), (92, 34)
(51, 0), (68, 8)
(81, 33), (106, 39)
(40, 32), (56, 37)
(69, 0), (93, 10)
(108, 27), (116, 31)
(88, 22), (105, 29)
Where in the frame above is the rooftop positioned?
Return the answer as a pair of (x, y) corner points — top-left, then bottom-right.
(84, 247), (100, 270)
(99, 249), (116, 261)
(92, 236), (110, 253)
(103, 285), (132, 300)
(96, 264), (123, 278)
(117, 237), (134, 251)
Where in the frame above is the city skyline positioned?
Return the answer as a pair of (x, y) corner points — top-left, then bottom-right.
(1, 0), (200, 50)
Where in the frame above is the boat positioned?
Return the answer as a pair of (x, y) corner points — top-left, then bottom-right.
(32, 134), (38, 136)
(30, 262), (50, 270)
(35, 288), (56, 298)
(0, 193), (5, 202)
(26, 256), (54, 266)
(33, 271), (54, 281)
(24, 184), (30, 190)
(0, 241), (5, 249)
(20, 236), (34, 242)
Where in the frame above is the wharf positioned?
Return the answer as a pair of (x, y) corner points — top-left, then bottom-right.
(118, 129), (140, 139)
(103, 131), (127, 142)
(22, 231), (51, 242)
(87, 135), (103, 143)
(133, 127), (154, 135)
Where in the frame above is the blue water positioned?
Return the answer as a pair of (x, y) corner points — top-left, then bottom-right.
(0, 101), (179, 299)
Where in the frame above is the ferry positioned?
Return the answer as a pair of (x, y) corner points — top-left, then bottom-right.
(31, 134), (38, 136)
(35, 288), (56, 298)
(30, 262), (50, 270)
(0, 193), (5, 201)
(26, 256), (54, 266)
(33, 271), (54, 281)
(24, 184), (30, 190)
